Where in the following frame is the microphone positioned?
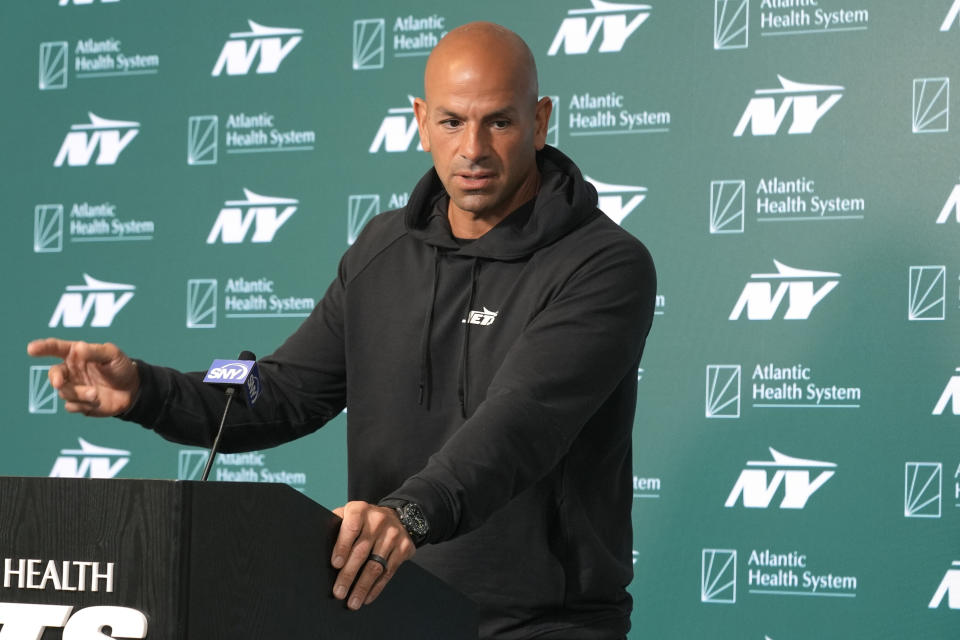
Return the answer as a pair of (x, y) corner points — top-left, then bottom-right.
(202, 351), (262, 406)
(199, 351), (262, 481)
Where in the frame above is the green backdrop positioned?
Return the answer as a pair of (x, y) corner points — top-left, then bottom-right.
(4, 1), (959, 637)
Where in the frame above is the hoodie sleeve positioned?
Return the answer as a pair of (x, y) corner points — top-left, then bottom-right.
(384, 234), (657, 543)
(119, 268), (348, 451)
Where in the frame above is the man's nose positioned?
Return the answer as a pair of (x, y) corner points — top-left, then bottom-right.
(460, 123), (489, 163)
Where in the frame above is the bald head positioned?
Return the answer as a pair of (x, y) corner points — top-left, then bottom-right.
(424, 22), (539, 107)
(412, 22), (552, 238)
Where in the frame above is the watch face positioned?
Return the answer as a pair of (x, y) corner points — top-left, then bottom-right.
(400, 503), (429, 537)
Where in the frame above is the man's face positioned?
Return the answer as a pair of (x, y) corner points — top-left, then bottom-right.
(414, 64), (551, 223)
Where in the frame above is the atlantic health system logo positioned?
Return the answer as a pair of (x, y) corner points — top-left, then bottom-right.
(905, 462), (942, 518)
(548, 1), (651, 56)
(352, 14), (448, 70)
(187, 112), (316, 164)
(34, 202), (156, 252)
(54, 113), (139, 167)
(715, 0), (869, 50)
(706, 365), (741, 418)
(186, 277), (315, 328)
(913, 77), (949, 134)
(40, 37), (159, 90)
(706, 363), (861, 417)
(714, 0), (748, 50)
(702, 546), (859, 603)
(734, 75), (843, 137)
(706, 547), (855, 605)
(212, 20), (302, 76)
(710, 176), (865, 233)
(730, 260), (840, 320)
(178, 449), (307, 488)
(29, 366), (56, 414)
(701, 548), (737, 603)
(347, 191), (409, 244)
(909, 265), (947, 321)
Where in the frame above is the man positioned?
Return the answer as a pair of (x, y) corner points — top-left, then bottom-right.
(29, 22), (655, 639)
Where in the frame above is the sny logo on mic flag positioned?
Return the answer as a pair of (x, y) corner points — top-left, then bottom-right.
(203, 359), (261, 405)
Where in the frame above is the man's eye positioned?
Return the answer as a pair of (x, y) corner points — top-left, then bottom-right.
(492, 120), (510, 129)
(440, 119), (462, 128)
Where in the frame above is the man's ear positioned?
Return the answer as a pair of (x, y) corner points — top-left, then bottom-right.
(413, 97), (431, 152)
(533, 97), (553, 150)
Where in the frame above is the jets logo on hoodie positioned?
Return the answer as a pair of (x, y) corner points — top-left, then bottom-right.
(463, 307), (498, 326)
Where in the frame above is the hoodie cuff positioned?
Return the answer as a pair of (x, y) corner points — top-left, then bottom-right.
(114, 359), (168, 429)
(382, 475), (456, 546)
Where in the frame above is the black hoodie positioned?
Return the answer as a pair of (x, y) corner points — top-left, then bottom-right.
(126, 146), (657, 639)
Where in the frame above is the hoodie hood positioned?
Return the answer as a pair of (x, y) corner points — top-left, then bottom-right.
(404, 145), (600, 260)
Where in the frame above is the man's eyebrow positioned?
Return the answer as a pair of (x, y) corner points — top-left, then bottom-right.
(434, 107), (519, 120)
(435, 107), (465, 119)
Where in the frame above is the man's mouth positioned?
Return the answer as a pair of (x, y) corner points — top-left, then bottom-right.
(455, 172), (495, 189)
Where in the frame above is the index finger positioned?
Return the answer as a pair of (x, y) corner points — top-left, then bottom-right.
(27, 338), (75, 359)
(71, 340), (120, 364)
(331, 503), (363, 569)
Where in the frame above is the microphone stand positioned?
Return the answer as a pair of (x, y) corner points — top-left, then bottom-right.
(200, 387), (236, 482)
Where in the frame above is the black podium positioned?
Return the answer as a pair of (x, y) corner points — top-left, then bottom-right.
(0, 477), (477, 639)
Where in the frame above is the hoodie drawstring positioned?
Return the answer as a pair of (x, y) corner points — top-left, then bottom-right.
(418, 247), (440, 407)
(457, 258), (481, 418)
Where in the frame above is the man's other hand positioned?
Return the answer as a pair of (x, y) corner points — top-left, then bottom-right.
(331, 501), (416, 610)
(27, 338), (139, 417)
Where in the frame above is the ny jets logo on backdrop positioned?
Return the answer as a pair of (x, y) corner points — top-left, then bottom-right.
(49, 438), (130, 478)
(369, 96), (422, 153)
(730, 260), (840, 320)
(54, 112), (139, 167)
(49, 274), (135, 328)
(212, 20), (302, 76)
(548, 0), (651, 55)
(734, 75), (843, 137)
(586, 176), (646, 224)
(929, 561), (960, 609)
(933, 368), (960, 415)
(725, 447), (836, 509)
(937, 180), (960, 223)
(463, 308), (499, 326)
(942, 0), (960, 30)
(59, 0), (119, 4)
(207, 189), (297, 243)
